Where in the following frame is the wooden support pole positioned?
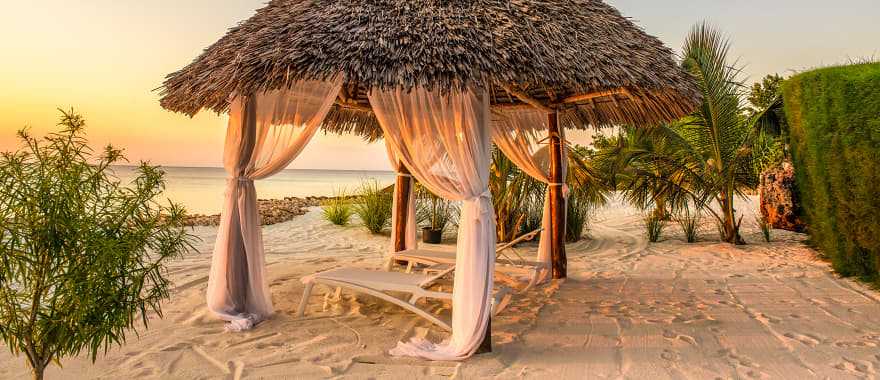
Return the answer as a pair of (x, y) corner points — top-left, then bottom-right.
(392, 165), (412, 253)
(547, 111), (568, 279)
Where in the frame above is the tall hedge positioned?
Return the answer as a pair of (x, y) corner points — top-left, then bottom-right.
(782, 63), (880, 284)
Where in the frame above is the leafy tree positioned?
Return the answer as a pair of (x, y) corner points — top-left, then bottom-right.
(748, 74), (785, 111)
(0, 110), (194, 380)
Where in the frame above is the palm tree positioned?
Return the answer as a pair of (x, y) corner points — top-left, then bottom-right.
(593, 23), (781, 244)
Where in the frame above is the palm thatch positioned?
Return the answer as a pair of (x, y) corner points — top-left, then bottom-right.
(159, 0), (700, 140)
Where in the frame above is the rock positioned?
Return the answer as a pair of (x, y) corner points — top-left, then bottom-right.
(759, 161), (806, 232)
(183, 197), (320, 227)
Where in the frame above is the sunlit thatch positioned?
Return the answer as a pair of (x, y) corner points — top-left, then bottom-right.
(159, 0), (700, 140)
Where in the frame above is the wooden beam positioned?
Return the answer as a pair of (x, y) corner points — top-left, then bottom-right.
(334, 99), (372, 113)
(547, 111), (568, 279)
(555, 88), (629, 106)
(498, 83), (555, 114)
(392, 165), (412, 253)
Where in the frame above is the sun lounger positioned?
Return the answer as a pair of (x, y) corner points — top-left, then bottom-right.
(390, 229), (548, 291)
(296, 267), (512, 331)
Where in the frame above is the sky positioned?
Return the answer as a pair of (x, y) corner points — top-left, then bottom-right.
(1, 1), (877, 171)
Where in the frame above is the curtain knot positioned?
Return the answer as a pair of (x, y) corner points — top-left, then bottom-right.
(396, 172), (413, 178)
(230, 177), (253, 184)
(548, 183), (570, 198)
(469, 189), (493, 220)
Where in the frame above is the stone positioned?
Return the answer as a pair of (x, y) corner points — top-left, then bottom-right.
(759, 161), (806, 233)
(183, 197), (320, 227)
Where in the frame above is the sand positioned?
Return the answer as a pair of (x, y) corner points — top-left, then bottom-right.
(2, 196), (880, 379)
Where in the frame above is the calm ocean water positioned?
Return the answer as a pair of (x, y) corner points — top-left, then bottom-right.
(113, 166), (395, 214)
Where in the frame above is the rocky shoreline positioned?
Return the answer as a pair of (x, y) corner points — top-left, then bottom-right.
(183, 197), (328, 227)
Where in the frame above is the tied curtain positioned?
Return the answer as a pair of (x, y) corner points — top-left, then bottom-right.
(491, 108), (568, 282)
(209, 78), (342, 331)
(369, 87), (495, 360)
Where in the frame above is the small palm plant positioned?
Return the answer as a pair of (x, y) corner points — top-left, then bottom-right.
(353, 180), (393, 234)
(675, 206), (701, 243)
(0, 110), (194, 380)
(322, 188), (353, 226)
(644, 211), (667, 243)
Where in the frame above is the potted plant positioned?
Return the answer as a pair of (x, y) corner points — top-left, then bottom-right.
(416, 185), (454, 244)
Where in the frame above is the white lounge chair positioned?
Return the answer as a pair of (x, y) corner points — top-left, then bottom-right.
(390, 229), (548, 291)
(296, 266), (512, 331)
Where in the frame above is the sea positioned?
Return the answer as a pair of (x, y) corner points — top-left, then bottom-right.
(113, 166), (396, 215)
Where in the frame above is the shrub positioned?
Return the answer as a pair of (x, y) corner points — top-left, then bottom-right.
(322, 189), (353, 226)
(675, 207), (701, 243)
(644, 213), (667, 243)
(565, 195), (592, 242)
(354, 180), (393, 234)
(0, 110), (195, 380)
(783, 63), (880, 284)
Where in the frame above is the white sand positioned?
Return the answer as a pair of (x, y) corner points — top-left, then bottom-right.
(2, 197), (880, 379)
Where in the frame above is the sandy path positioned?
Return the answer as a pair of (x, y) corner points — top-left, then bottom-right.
(463, 198), (880, 379)
(2, 197), (880, 379)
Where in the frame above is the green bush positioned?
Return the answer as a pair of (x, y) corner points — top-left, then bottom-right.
(354, 180), (393, 234)
(782, 62), (880, 284)
(322, 189), (353, 226)
(0, 110), (194, 379)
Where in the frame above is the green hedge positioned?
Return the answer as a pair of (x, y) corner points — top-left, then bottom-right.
(782, 63), (880, 284)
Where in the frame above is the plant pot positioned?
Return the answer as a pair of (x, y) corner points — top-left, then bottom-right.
(421, 227), (443, 244)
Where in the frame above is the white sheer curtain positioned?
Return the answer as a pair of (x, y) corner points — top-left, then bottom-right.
(370, 87), (495, 360)
(385, 141), (418, 268)
(491, 108), (568, 282)
(209, 78), (342, 331)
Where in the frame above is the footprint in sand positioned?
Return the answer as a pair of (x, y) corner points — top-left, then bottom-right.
(834, 358), (876, 376)
(663, 329), (698, 346)
(660, 348), (681, 362)
(783, 332), (821, 347)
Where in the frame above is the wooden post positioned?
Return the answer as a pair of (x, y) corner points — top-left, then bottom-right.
(476, 319), (492, 354)
(547, 111), (568, 279)
(392, 165), (412, 253)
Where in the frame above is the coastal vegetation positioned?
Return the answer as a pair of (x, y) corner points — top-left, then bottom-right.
(0, 110), (194, 380)
(592, 23), (782, 245)
(783, 62), (880, 285)
(353, 180), (394, 234)
(675, 206), (701, 243)
(322, 189), (354, 226)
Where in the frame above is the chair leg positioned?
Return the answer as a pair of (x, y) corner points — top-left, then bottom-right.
(296, 282), (315, 317)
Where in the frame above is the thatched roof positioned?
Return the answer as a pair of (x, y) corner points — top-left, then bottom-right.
(160, 0), (700, 140)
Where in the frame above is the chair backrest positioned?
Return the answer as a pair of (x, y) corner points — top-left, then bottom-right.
(496, 228), (543, 253)
(496, 228), (543, 266)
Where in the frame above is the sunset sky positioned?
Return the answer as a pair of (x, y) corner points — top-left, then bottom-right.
(1, 1), (877, 171)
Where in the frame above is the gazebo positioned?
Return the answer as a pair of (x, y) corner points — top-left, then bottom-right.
(160, 0), (699, 360)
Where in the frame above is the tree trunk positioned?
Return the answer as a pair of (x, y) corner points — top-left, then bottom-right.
(392, 165), (412, 252)
(719, 190), (745, 245)
(547, 111), (567, 279)
(32, 365), (45, 380)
